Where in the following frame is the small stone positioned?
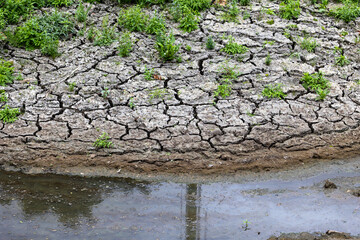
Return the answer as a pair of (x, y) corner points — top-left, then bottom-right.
(351, 188), (360, 197)
(326, 230), (350, 238)
(324, 180), (337, 189)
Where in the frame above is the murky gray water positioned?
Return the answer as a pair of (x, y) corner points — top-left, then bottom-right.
(1, 159), (360, 240)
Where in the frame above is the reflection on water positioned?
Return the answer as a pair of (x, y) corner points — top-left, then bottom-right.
(185, 184), (201, 240)
(0, 169), (360, 240)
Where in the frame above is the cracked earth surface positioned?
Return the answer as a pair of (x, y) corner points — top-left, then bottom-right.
(1, 1), (360, 175)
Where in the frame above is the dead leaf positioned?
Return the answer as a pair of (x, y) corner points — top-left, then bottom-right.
(216, 0), (227, 6)
(154, 74), (162, 80)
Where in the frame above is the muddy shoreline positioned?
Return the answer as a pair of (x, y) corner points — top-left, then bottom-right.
(2, 125), (360, 177)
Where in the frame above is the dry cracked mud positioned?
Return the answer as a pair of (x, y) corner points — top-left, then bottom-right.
(1, 0), (360, 175)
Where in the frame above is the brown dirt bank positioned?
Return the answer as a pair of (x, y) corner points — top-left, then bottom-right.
(1, 125), (360, 176)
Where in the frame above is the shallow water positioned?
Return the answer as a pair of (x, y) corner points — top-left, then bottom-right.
(1, 160), (360, 240)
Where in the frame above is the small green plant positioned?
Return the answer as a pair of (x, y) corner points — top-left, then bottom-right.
(335, 55), (350, 66)
(331, 0), (360, 23)
(223, 0), (240, 22)
(0, 105), (20, 123)
(221, 36), (248, 55)
(279, 0), (301, 20)
(265, 54), (272, 66)
(246, 111), (255, 117)
(185, 45), (192, 51)
(93, 132), (113, 149)
(51, 0), (73, 7)
(299, 37), (317, 53)
(340, 31), (348, 37)
(206, 36), (215, 50)
(286, 24), (298, 29)
(266, 8), (275, 15)
(129, 97), (135, 109)
(283, 29), (291, 39)
(144, 66), (155, 80)
(263, 40), (275, 48)
(289, 51), (300, 59)
(355, 35), (360, 44)
(179, 5), (198, 32)
(262, 83), (286, 99)
(101, 87), (110, 98)
(68, 82), (76, 92)
(76, 1), (91, 23)
(155, 31), (180, 61)
(145, 11), (166, 35)
(118, 5), (149, 32)
(118, 32), (132, 57)
(214, 81), (232, 99)
(333, 46), (343, 55)
(9, 11), (74, 58)
(213, 61), (240, 101)
(242, 10), (251, 20)
(93, 15), (117, 46)
(41, 37), (60, 59)
(239, 0), (251, 6)
(0, 90), (7, 102)
(149, 88), (170, 101)
(301, 72), (330, 100)
(266, 19), (274, 25)
(173, 0), (212, 13)
(0, 59), (14, 86)
(242, 219), (251, 231)
(220, 62), (240, 80)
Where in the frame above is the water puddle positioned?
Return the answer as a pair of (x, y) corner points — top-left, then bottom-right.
(1, 159), (360, 239)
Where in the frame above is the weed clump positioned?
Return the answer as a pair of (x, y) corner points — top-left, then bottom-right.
(93, 15), (117, 46)
(170, 1), (199, 32)
(173, 0), (212, 13)
(9, 11), (74, 58)
(301, 72), (330, 100)
(93, 132), (113, 149)
(118, 32), (132, 57)
(265, 54), (272, 66)
(214, 62), (240, 100)
(222, 1), (240, 22)
(76, 1), (91, 23)
(206, 36), (216, 50)
(335, 54), (350, 66)
(0, 105), (20, 124)
(279, 0), (301, 20)
(178, 6), (198, 32)
(221, 36), (248, 55)
(0, 59), (14, 86)
(331, 0), (360, 23)
(262, 84), (286, 99)
(118, 5), (148, 32)
(299, 37), (317, 53)
(0, 90), (7, 102)
(149, 88), (170, 101)
(145, 11), (166, 34)
(155, 31), (180, 61)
